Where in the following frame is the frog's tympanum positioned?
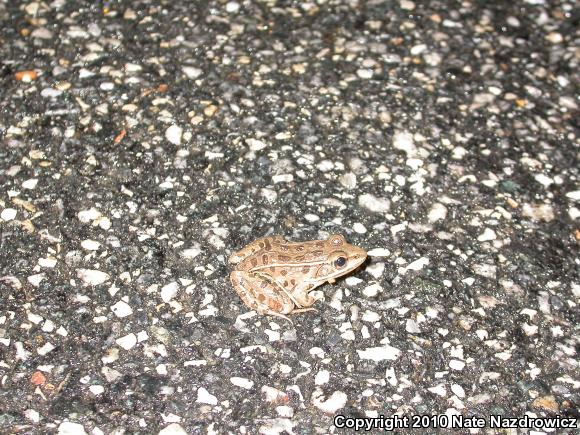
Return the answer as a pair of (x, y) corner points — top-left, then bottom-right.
(229, 234), (367, 321)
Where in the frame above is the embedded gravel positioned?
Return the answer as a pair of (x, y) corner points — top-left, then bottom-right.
(1, 1), (579, 434)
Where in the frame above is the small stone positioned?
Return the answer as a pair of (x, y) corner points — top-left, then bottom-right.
(180, 247), (201, 259)
(15, 70), (38, 82)
(362, 283), (382, 297)
(545, 32), (563, 44)
(315, 370), (330, 385)
(246, 138), (267, 151)
(522, 203), (555, 222)
(183, 66), (203, 79)
(24, 409), (40, 423)
(428, 384), (447, 397)
(159, 423), (188, 435)
(356, 69), (373, 79)
(111, 300), (133, 318)
(400, 0), (416, 10)
(197, 387), (218, 405)
(37, 342), (55, 355)
(77, 269), (110, 286)
(405, 319), (421, 333)
(116, 333), (137, 350)
(532, 395), (559, 412)
(78, 208), (102, 223)
(339, 172), (357, 189)
(312, 389), (347, 413)
(165, 125), (182, 145)
(367, 248), (390, 257)
(89, 385), (105, 395)
(477, 228), (496, 242)
(161, 282), (179, 302)
(451, 384), (465, 398)
(272, 174), (293, 183)
(226, 2), (240, 13)
(22, 179), (38, 189)
(353, 222), (367, 233)
(428, 203), (447, 223)
(393, 131), (415, 155)
(449, 360), (465, 370)
(230, 377), (254, 389)
(58, 422), (88, 435)
(357, 344), (401, 361)
(1, 208), (17, 221)
(81, 239), (101, 251)
(358, 194), (390, 213)
(366, 262), (385, 279)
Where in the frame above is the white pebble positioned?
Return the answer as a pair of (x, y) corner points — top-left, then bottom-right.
(27, 273), (45, 287)
(89, 385), (105, 395)
(165, 125), (183, 146)
(38, 257), (57, 268)
(366, 262), (385, 279)
(451, 384), (465, 398)
(116, 333), (137, 350)
(276, 406), (294, 417)
(406, 319), (421, 333)
(361, 310), (380, 322)
(449, 359), (466, 370)
(317, 160), (334, 172)
(565, 190), (580, 201)
(400, 0), (415, 10)
(78, 208), (102, 223)
(428, 384), (447, 397)
(161, 282), (179, 302)
(77, 269), (110, 286)
(367, 248), (390, 257)
(246, 138), (267, 151)
(180, 247), (201, 259)
(159, 423), (188, 435)
(353, 222), (367, 233)
(312, 389), (347, 413)
(58, 422), (88, 435)
(183, 66), (203, 79)
(197, 387), (218, 405)
(358, 194), (390, 213)
(356, 69), (373, 79)
(272, 174), (293, 183)
(226, 2), (240, 13)
(357, 345), (401, 361)
(339, 172), (357, 189)
(111, 300), (133, 318)
(393, 131), (415, 155)
(345, 276), (362, 286)
(362, 283), (382, 297)
(406, 257), (429, 271)
(264, 329), (280, 342)
(81, 239), (101, 251)
(477, 228), (496, 242)
(428, 203), (447, 223)
(24, 409), (40, 423)
(315, 370), (330, 385)
(1, 208), (17, 221)
(230, 377), (254, 389)
(37, 342), (55, 355)
(22, 178), (38, 189)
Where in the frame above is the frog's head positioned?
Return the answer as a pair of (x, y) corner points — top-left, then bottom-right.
(314, 234), (367, 281)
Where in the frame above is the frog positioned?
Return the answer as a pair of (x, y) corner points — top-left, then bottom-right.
(229, 234), (367, 322)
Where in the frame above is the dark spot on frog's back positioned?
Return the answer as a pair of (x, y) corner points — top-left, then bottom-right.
(280, 269), (288, 276)
(251, 258), (258, 267)
(264, 239), (271, 251)
(316, 242), (324, 248)
(262, 254), (269, 264)
(278, 254), (291, 261)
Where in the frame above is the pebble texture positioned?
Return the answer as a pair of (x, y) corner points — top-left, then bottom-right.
(1, 0), (578, 434)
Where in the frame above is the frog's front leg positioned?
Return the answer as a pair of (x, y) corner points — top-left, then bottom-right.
(289, 282), (325, 312)
(230, 271), (294, 322)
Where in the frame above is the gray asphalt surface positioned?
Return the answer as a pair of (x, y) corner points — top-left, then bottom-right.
(0, 0), (579, 434)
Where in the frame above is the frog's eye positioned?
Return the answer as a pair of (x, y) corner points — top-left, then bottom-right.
(334, 257), (347, 268)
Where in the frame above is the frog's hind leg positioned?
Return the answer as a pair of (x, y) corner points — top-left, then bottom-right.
(230, 271), (294, 324)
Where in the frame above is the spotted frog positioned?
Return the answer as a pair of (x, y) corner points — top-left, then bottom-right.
(229, 234), (367, 321)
